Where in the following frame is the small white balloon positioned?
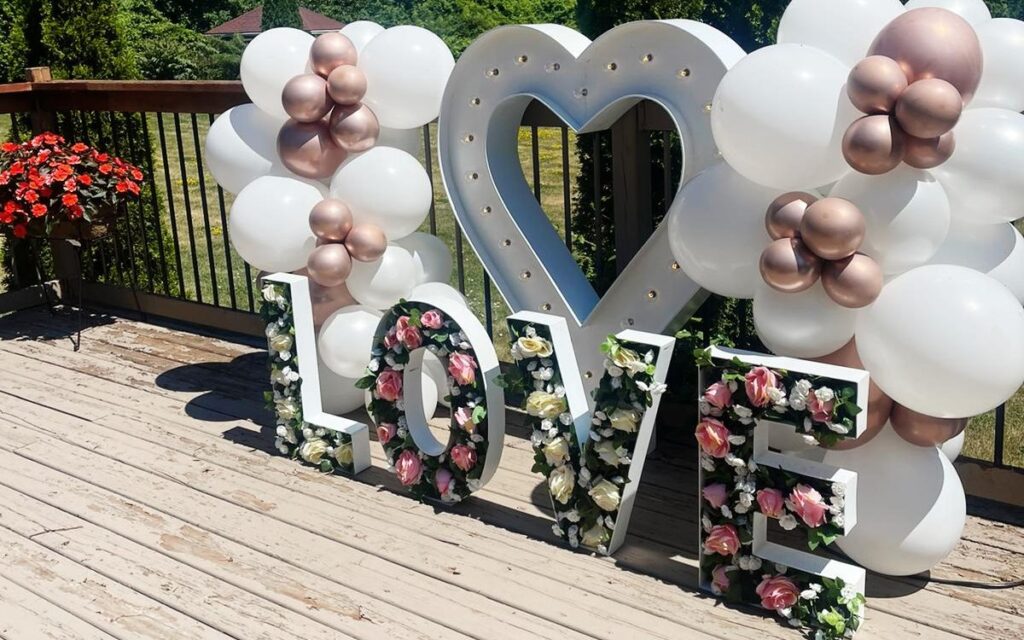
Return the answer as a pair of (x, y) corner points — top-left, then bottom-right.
(228, 176), (324, 273)
(753, 281), (857, 358)
(377, 126), (424, 158)
(905, 0), (991, 25)
(317, 352), (368, 415)
(856, 265), (1024, 417)
(927, 222), (1024, 303)
(667, 163), (779, 299)
(340, 21), (385, 55)
(205, 105), (284, 194)
(712, 44), (861, 191)
(318, 305), (383, 378)
(934, 109), (1024, 225)
(240, 28), (314, 120)
(409, 282), (469, 307)
(394, 232), (452, 285)
(824, 426), (966, 576)
(940, 430), (965, 462)
(830, 166), (950, 275)
(330, 147), (432, 240)
(358, 26), (455, 129)
(777, 0), (905, 67)
(347, 244), (417, 309)
(971, 19), (1024, 112)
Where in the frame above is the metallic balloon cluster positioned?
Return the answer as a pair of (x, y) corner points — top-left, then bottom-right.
(842, 8), (983, 175)
(760, 193), (882, 309)
(277, 32), (380, 180)
(305, 198), (387, 288)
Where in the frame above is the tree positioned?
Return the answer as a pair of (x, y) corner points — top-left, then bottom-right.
(262, 0), (301, 31)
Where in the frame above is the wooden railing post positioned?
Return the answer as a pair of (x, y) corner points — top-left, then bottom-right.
(610, 104), (654, 274)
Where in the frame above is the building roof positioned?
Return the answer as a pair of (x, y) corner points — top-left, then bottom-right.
(206, 6), (344, 36)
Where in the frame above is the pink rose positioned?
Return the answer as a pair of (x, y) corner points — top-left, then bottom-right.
(807, 392), (834, 424)
(383, 328), (399, 349)
(434, 468), (454, 495)
(756, 488), (785, 519)
(703, 382), (732, 411)
(711, 564), (731, 595)
(787, 483), (828, 528)
(451, 444), (477, 471)
(695, 417), (731, 458)
(703, 523), (740, 557)
(454, 406), (476, 432)
(375, 369), (403, 402)
(377, 423), (397, 443)
(420, 309), (444, 330)
(395, 449), (423, 486)
(744, 366), (778, 408)
(448, 352), (477, 386)
(702, 483), (729, 509)
(755, 575), (799, 611)
(395, 316), (423, 350)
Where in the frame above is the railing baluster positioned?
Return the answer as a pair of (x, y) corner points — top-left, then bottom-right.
(141, 115), (172, 296)
(531, 125), (541, 203)
(125, 114), (155, 293)
(107, 114), (141, 295)
(156, 113), (187, 297)
(455, 228), (466, 294)
(91, 111), (126, 286)
(592, 133), (603, 277)
(483, 273), (493, 338)
(423, 124), (437, 236)
(190, 113), (219, 306)
(172, 113), (203, 302)
(662, 131), (672, 216)
(561, 126), (571, 249)
(994, 403), (1006, 467)
(208, 114), (238, 310)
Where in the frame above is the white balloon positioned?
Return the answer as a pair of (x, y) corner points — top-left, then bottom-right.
(934, 109), (1024, 225)
(830, 166), (950, 275)
(205, 105), (285, 194)
(971, 19), (1024, 112)
(824, 426), (965, 576)
(409, 282), (469, 307)
(330, 147), (432, 240)
(347, 244), (418, 309)
(753, 281), (858, 358)
(317, 352), (367, 415)
(358, 26), (455, 129)
(927, 222), (1024, 303)
(340, 21), (385, 55)
(228, 176), (324, 273)
(318, 305), (383, 378)
(712, 44), (860, 191)
(667, 163), (779, 299)
(240, 28), (314, 120)
(395, 232), (452, 285)
(856, 265), (1024, 417)
(377, 127), (424, 158)
(422, 349), (450, 409)
(777, 0), (905, 67)
(940, 430), (965, 462)
(905, 0), (991, 25)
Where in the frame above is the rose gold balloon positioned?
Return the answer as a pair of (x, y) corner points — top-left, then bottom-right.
(310, 32), (358, 78)
(344, 224), (387, 262)
(309, 198), (353, 242)
(759, 237), (822, 293)
(281, 74), (332, 123)
(903, 131), (956, 169)
(821, 253), (883, 308)
(868, 7), (984, 103)
(895, 78), (963, 139)
(326, 65), (368, 106)
(890, 403), (968, 447)
(765, 192), (817, 240)
(815, 339), (894, 450)
(277, 119), (348, 180)
(842, 115), (906, 175)
(329, 103), (380, 153)
(847, 56), (909, 115)
(800, 198), (866, 261)
(306, 243), (353, 288)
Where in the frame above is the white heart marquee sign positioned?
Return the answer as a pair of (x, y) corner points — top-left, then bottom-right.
(438, 20), (745, 394)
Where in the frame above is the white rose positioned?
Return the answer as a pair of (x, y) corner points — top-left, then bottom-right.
(548, 464), (575, 504)
(779, 514), (798, 531)
(526, 391), (567, 420)
(261, 284), (279, 302)
(580, 523), (610, 549)
(269, 333), (293, 354)
(515, 335), (553, 359)
(298, 438), (328, 464)
(608, 408), (639, 433)
(543, 437), (570, 466)
(588, 479), (621, 512)
(335, 443), (354, 466)
(611, 347), (646, 376)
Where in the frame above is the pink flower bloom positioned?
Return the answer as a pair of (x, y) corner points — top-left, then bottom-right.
(377, 423), (397, 443)
(702, 483), (729, 509)
(787, 483), (829, 528)
(807, 392), (834, 424)
(451, 444), (477, 471)
(695, 417), (731, 458)
(395, 449), (423, 486)
(703, 523), (741, 557)
(744, 366), (778, 408)
(448, 352), (477, 386)
(395, 316), (423, 350)
(454, 406), (476, 432)
(756, 488), (786, 519)
(755, 575), (799, 611)
(434, 467), (453, 495)
(711, 564), (731, 595)
(420, 309), (444, 330)
(383, 328), (399, 349)
(703, 382), (732, 411)
(375, 369), (403, 402)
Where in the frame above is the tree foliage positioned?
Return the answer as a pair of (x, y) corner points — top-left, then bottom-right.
(262, 0), (302, 30)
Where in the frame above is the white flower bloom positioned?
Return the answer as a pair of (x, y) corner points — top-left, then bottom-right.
(828, 422), (850, 434)
(802, 434), (820, 446)
(701, 515), (712, 532)
(800, 588), (819, 600)
(734, 405), (753, 419)
(565, 509), (581, 523)
(302, 427), (314, 440)
(833, 513), (845, 528)
(275, 425), (287, 437)
(832, 482), (846, 497)
(767, 386), (786, 405)
(607, 365), (624, 378)
(727, 434), (746, 445)
(720, 505), (733, 518)
(814, 387), (835, 403)
(778, 607), (791, 618)
(841, 585), (858, 600)
(700, 454), (716, 472)
(779, 514), (798, 531)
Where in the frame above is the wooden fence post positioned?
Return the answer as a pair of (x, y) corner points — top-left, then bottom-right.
(610, 104), (654, 274)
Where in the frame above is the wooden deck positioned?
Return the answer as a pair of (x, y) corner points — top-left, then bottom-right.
(0, 307), (1020, 640)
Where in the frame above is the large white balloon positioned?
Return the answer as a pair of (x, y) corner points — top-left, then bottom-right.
(358, 26), (455, 129)
(205, 105), (285, 194)
(409, 282), (469, 308)
(377, 127), (424, 158)
(667, 163), (778, 299)
(422, 349), (450, 409)
(753, 281), (858, 358)
(940, 430), (965, 462)
(346, 244), (418, 309)
(317, 353), (367, 415)
(905, 0), (991, 25)
(972, 19), (1024, 112)
(712, 44), (860, 191)
(926, 222), (1024, 303)
(318, 305), (383, 378)
(824, 426), (965, 576)
(934, 108), (1024, 225)
(330, 147), (432, 240)
(240, 28), (314, 120)
(830, 167), (950, 275)
(228, 176), (324, 273)
(340, 21), (385, 55)
(777, 0), (905, 67)
(856, 265), (1024, 418)
(394, 232), (452, 285)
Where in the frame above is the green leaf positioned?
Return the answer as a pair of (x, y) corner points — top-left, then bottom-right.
(354, 375), (375, 390)
(472, 405), (487, 422)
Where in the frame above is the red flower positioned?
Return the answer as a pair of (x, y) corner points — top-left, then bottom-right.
(98, 163), (112, 175)
(12, 224), (26, 238)
(71, 142), (88, 153)
(130, 168), (143, 181)
(115, 181), (127, 193)
(94, 152), (109, 162)
(30, 204), (47, 217)
(61, 193), (79, 207)
(125, 180), (140, 195)
(67, 154), (81, 165)
(3, 201), (15, 214)
(67, 204), (84, 219)
(1, 142), (18, 153)
(78, 174), (92, 186)
(63, 178), (77, 192)
(23, 190), (38, 203)
(9, 161), (24, 175)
